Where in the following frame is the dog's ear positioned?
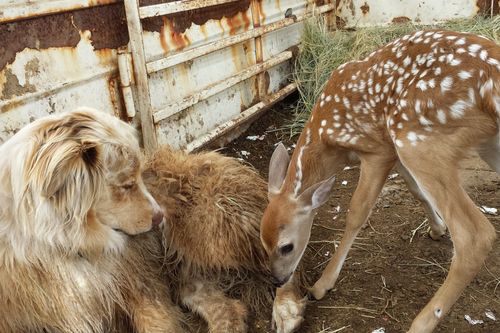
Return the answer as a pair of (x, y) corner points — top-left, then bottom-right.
(46, 142), (100, 198)
(29, 137), (103, 202)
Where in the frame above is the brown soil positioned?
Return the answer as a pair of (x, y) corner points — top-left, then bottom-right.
(212, 96), (500, 333)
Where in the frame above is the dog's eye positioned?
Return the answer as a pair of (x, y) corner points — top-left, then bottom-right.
(279, 243), (294, 255)
(121, 183), (135, 190)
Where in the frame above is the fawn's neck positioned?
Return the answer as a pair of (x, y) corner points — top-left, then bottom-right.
(281, 122), (348, 197)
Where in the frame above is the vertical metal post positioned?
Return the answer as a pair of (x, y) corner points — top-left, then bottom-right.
(123, 0), (158, 152)
(250, 0), (267, 100)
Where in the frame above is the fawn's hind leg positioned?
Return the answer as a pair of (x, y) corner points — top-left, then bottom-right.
(180, 279), (247, 333)
(397, 141), (496, 333)
(479, 133), (500, 173)
(396, 161), (447, 240)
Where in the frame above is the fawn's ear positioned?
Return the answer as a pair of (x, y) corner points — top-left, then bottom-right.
(298, 175), (336, 210)
(268, 143), (290, 199)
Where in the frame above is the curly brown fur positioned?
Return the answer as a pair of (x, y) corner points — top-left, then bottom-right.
(143, 146), (273, 313)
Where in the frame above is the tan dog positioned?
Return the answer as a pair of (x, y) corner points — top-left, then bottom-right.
(144, 146), (306, 333)
(0, 107), (184, 333)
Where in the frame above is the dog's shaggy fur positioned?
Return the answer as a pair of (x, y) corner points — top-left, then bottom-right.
(0, 108), (184, 333)
(143, 146), (274, 332)
(0, 108), (304, 333)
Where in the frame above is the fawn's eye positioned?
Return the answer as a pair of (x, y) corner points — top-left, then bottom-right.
(279, 243), (294, 255)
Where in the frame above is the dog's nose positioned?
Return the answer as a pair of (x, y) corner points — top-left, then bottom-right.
(152, 210), (164, 227)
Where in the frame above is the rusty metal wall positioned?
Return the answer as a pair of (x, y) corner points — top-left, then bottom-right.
(137, 0), (322, 150)
(0, 3), (129, 143)
(336, 0), (499, 28)
(1, 0), (494, 147)
(0, 0), (328, 148)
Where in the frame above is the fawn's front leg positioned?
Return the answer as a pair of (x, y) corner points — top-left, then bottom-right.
(310, 154), (396, 300)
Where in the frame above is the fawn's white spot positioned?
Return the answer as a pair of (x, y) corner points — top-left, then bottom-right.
(458, 70), (472, 80)
(416, 80), (428, 91)
(440, 76), (453, 93)
(468, 44), (481, 53)
(450, 100), (468, 119)
(437, 109), (447, 124)
(479, 49), (488, 61)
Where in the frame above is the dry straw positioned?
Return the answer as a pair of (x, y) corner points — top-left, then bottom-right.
(287, 15), (500, 135)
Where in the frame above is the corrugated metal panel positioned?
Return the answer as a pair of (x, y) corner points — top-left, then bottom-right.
(124, 0), (334, 151)
(0, 30), (123, 143)
(1, 0), (492, 149)
(0, 0), (120, 23)
(337, 0), (482, 28)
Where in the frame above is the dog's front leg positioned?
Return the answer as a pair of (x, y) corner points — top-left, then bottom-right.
(128, 293), (187, 333)
(180, 279), (247, 333)
(272, 272), (307, 333)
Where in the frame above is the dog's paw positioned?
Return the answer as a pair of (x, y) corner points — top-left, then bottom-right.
(272, 293), (306, 333)
(210, 299), (247, 333)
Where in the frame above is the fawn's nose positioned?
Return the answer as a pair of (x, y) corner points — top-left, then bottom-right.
(271, 274), (291, 288)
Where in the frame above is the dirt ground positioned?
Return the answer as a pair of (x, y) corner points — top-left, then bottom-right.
(213, 96), (500, 333)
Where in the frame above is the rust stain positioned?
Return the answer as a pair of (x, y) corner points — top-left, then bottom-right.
(0, 3), (128, 71)
(88, 0), (117, 5)
(346, 0), (355, 16)
(275, 0), (282, 13)
(1, 67), (36, 100)
(476, 0), (500, 15)
(226, 13), (243, 35)
(199, 24), (209, 41)
(241, 9), (251, 30)
(257, 1), (267, 23)
(95, 48), (115, 67)
(242, 40), (254, 66)
(107, 76), (122, 119)
(360, 2), (370, 15)
(263, 71), (270, 95)
(0, 98), (26, 114)
(230, 45), (241, 72)
(159, 18), (170, 53)
(392, 16), (411, 24)
(166, 19), (191, 51)
(140, 0), (251, 34)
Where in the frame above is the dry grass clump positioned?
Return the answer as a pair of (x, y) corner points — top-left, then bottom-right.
(287, 15), (500, 135)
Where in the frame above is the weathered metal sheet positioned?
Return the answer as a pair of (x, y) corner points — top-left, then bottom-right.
(0, 30), (123, 143)
(337, 0), (485, 28)
(0, 0), (120, 23)
(139, 0), (319, 149)
(2, 0), (486, 150)
(144, 5), (259, 149)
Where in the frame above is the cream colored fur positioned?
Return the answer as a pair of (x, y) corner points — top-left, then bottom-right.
(0, 108), (183, 333)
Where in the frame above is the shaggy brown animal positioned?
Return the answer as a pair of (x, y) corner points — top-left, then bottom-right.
(143, 146), (273, 332)
(0, 107), (304, 333)
(0, 108), (186, 333)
